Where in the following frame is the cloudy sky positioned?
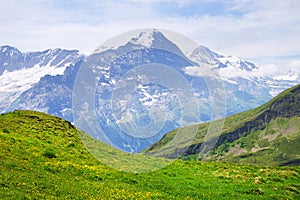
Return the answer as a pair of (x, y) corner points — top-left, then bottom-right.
(1, 0), (300, 74)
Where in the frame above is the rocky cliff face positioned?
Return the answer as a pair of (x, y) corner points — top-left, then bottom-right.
(0, 45), (81, 74)
(0, 45), (83, 113)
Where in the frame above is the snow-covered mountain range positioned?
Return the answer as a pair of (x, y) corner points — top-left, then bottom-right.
(1, 29), (298, 152)
(0, 46), (83, 112)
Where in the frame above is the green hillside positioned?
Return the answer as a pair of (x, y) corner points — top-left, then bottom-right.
(144, 84), (300, 166)
(1, 110), (300, 199)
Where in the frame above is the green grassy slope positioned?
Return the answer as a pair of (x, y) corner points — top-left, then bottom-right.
(144, 84), (300, 166)
(1, 110), (300, 199)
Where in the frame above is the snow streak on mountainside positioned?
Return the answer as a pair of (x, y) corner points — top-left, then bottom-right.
(0, 46), (82, 112)
(94, 29), (157, 53)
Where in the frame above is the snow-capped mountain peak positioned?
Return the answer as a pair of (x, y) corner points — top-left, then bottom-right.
(1, 45), (21, 54)
(94, 29), (158, 53)
(0, 45), (83, 113)
(189, 45), (257, 72)
(94, 29), (185, 58)
(217, 55), (257, 71)
(0, 45), (23, 70)
(130, 29), (157, 47)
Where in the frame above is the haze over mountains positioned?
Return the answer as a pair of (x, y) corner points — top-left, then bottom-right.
(0, 29), (299, 152)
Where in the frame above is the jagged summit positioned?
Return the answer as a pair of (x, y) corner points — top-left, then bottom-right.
(1, 45), (21, 53)
(94, 29), (185, 58)
(130, 29), (158, 47)
(0, 45), (82, 114)
(0, 45), (81, 74)
(0, 45), (24, 73)
(189, 45), (257, 71)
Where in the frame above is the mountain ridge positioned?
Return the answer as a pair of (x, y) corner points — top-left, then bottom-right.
(0, 30), (299, 152)
(143, 84), (300, 166)
(0, 45), (82, 74)
(0, 45), (82, 114)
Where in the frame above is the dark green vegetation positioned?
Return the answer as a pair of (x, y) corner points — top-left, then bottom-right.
(144, 84), (300, 167)
(0, 110), (299, 199)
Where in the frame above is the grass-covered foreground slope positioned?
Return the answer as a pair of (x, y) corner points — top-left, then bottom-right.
(1, 110), (300, 199)
(144, 84), (300, 166)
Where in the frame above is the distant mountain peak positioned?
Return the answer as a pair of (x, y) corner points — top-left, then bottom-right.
(130, 28), (158, 48)
(217, 55), (258, 71)
(94, 29), (185, 57)
(189, 45), (257, 72)
(1, 45), (19, 51)
(0, 45), (22, 57)
(0, 46), (83, 114)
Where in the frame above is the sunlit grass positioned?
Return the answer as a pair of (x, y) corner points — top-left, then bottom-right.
(1, 110), (299, 199)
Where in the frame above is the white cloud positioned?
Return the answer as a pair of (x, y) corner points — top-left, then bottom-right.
(255, 60), (300, 79)
(289, 60), (300, 73)
(0, 0), (300, 77)
(257, 64), (281, 77)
